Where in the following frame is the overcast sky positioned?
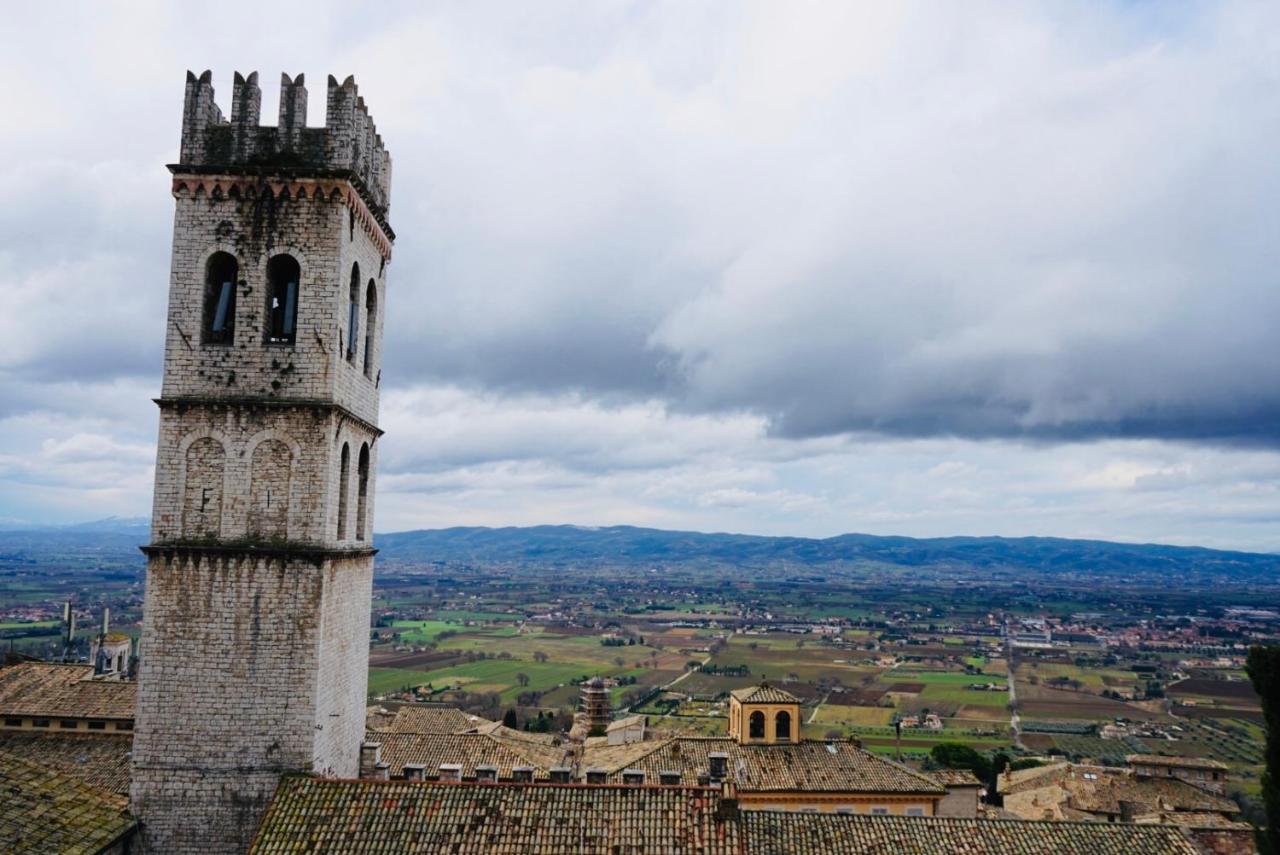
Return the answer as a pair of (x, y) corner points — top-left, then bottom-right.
(1, 1), (1278, 550)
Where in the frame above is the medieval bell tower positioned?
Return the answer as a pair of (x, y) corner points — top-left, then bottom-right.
(130, 70), (393, 852)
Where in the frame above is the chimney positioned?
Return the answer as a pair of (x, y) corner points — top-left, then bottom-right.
(438, 764), (462, 783)
(512, 766), (535, 783)
(1120, 800), (1139, 823)
(359, 742), (382, 778)
(550, 767), (572, 783)
(659, 770), (682, 786)
(622, 769), (645, 786)
(715, 781), (739, 820)
(475, 765), (498, 783)
(586, 768), (607, 784)
(403, 763), (426, 782)
(708, 752), (729, 781)
(375, 761), (390, 781)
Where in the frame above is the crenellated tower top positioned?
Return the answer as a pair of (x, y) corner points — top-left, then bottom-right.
(178, 70), (393, 218)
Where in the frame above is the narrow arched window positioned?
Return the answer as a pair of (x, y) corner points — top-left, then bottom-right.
(356, 443), (370, 540)
(363, 280), (377, 379)
(775, 710), (792, 741)
(749, 710), (765, 739)
(346, 262), (360, 362)
(337, 442), (350, 540)
(266, 254), (301, 345)
(202, 253), (238, 345)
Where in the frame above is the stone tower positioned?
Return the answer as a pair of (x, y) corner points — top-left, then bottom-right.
(130, 70), (394, 853)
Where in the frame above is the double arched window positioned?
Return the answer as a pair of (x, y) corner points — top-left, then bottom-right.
(266, 255), (300, 345)
(202, 253), (238, 345)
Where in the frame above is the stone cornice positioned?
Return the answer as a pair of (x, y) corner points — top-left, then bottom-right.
(168, 167), (394, 259)
(141, 542), (378, 567)
(154, 396), (384, 439)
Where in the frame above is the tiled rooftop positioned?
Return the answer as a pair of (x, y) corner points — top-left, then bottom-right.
(928, 768), (984, 788)
(370, 726), (571, 778)
(251, 778), (1215, 854)
(581, 737), (946, 794)
(730, 684), (800, 704)
(738, 810), (1202, 854)
(1128, 754), (1230, 770)
(0, 662), (135, 720)
(0, 731), (132, 794)
(999, 762), (1238, 821)
(0, 749), (135, 854)
(381, 705), (494, 734)
(251, 778), (739, 854)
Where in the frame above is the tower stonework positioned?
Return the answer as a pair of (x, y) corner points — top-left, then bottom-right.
(130, 70), (394, 853)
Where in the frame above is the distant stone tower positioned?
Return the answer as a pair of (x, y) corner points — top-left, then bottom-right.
(130, 70), (394, 853)
(582, 677), (612, 733)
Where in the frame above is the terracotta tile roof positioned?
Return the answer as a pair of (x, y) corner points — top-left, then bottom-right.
(369, 727), (571, 778)
(582, 738), (946, 794)
(1128, 754), (1230, 771)
(250, 777), (1209, 854)
(0, 662), (135, 721)
(738, 811), (1202, 854)
(383, 705), (494, 734)
(0, 750), (135, 854)
(0, 731), (132, 794)
(1000, 763), (1238, 820)
(730, 685), (800, 704)
(928, 769), (984, 788)
(250, 778), (739, 854)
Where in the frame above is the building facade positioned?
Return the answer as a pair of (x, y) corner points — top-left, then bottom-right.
(129, 70), (393, 853)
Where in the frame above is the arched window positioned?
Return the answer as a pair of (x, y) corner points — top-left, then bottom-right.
(337, 442), (350, 540)
(182, 437), (225, 539)
(775, 710), (792, 742)
(266, 254), (300, 345)
(363, 280), (377, 378)
(202, 253), (238, 345)
(356, 443), (370, 540)
(346, 262), (360, 362)
(749, 710), (765, 739)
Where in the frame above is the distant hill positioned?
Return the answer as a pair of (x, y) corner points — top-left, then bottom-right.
(374, 524), (1280, 581)
(3, 520), (1277, 583)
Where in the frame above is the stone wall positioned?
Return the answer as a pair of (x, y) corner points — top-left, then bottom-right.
(131, 549), (373, 852)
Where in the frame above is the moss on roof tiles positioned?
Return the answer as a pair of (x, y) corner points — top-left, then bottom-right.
(0, 750), (135, 855)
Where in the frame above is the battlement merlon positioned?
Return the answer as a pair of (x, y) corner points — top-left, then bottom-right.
(177, 70), (393, 218)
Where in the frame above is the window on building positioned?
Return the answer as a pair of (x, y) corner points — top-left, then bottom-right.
(32, 719), (49, 728)
(265, 254), (301, 345)
(906, 807), (924, 816)
(775, 710), (792, 741)
(337, 442), (350, 540)
(88, 721), (106, 731)
(346, 262), (360, 361)
(749, 710), (765, 739)
(836, 808), (853, 815)
(59, 720), (78, 729)
(363, 280), (377, 378)
(116, 721), (134, 731)
(871, 807), (889, 815)
(3, 718), (21, 727)
(356, 443), (370, 541)
(202, 252), (238, 345)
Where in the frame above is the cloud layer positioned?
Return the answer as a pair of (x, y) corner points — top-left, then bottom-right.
(1, 2), (1277, 547)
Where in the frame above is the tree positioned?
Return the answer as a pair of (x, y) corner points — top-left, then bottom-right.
(516, 672), (530, 687)
(1247, 646), (1280, 853)
(930, 743), (993, 782)
(613, 656), (625, 667)
(503, 709), (518, 728)
(533, 651), (549, 663)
